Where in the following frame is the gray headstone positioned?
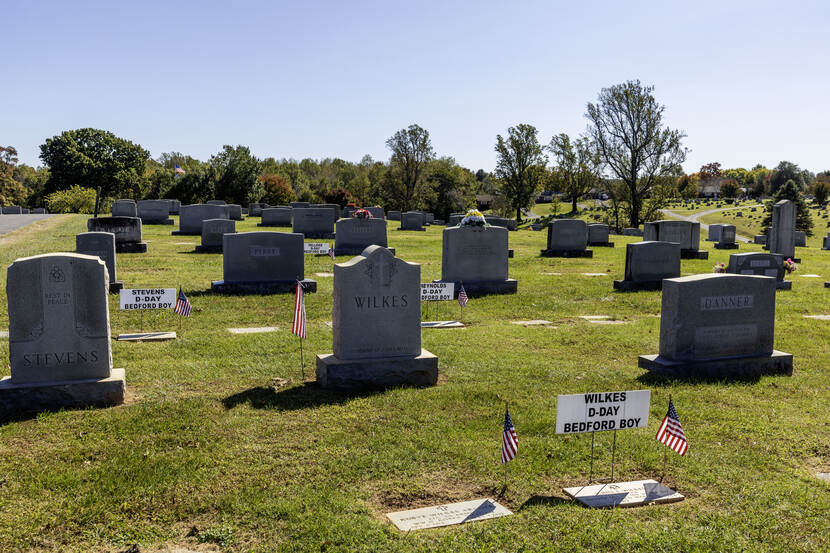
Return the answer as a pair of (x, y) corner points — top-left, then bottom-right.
(754, 234), (767, 245)
(441, 225), (509, 285)
(823, 232), (830, 250)
(484, 216), (516, 231)
(290, 202), (310, 209)
(260, 207), (292, 226)
(366, 207), (385, 219)
(111, 199), (137, 217)
(176, 204), (230, 234)
(87, 217), (145, 252)
(137, 199), (172, 224)
(794, 231), (806, 247)
(76, 232), (121, 291)
(615, 241), (680, 290)
(387, 210), (401, 221)
(707, 224), (723, 242)
(312, 203), (341, 221)
(249, 203), (264, 217)
(545, 219), (588, 251)
(167, 199), (181, 214)
(623, 228), (643, 236)
(200, 218), (236, 250)
(31, 208), (46, 214)
(400, 211), (425, 231)
(769, 200), (796, 258)
(227, 204), (243, 221)
(719, 225), (736, 245)
(727, 252), (785, 283)
(292, 208), (335, 237)
(587, 223), (610, 245)
(643, 220), (700, 251)
(2, 206), (23, 214)
(335, 218), (388, 254)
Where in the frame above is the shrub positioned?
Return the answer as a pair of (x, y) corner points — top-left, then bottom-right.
(44, 185), (97, 213)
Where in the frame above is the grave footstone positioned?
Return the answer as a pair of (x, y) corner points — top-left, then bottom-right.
(316, 246), (438, 389)
(715, 224), (739, 249)
(196, 218), (236, 253)
(726, 252), (790, 290)
(643, 220), (707, 259)
(638, 274), (793, 378)
(87, 217), (146, 253)
(435, 225), (517, 296)
(334, 217), (390, 255)
(137, 199), (173, 225)
(0, 253), (126, 413)
(76, 232), (122, 293)
(613, 241), (680, 291)
(111, 199), (137, 217)
(540, 219), (593, 257)
(174, 204), (230, 235)
(292, 208), (335, 238)
(587, 223), (614, 247)
(211, 232), (316, 294)
(259, 207), (292, 227)
(399, 211), (426, 231)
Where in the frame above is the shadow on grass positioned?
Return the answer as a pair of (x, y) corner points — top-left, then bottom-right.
(518, 494), (572, 510)
(636, 371), (762, 386)
(222, 382), (381, 412)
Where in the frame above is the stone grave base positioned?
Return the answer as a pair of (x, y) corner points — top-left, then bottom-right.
(588, 241), (615, 247)
(117, 332), (177, 342)
(171, 230), (201, 236)
(0, 368), (126, 415)
(116, 242), (147, 253)
(316, 349), (438, 390)
(334, 247), (395, 256)
(211, 278), (317, 294)
(256, 223), (291, 227)
(396, 227), (426, 231)
(680, 249), (708, 259)
(193, 245), (223, 253)
(612, 279), (662, 292)
(540, 249), (593, 258)
(433, 279), (518, 297)
(638, 350), (793, 378)
(714, 243), (739, 249)
(777, 281), (793, 291)
(143, 219), (174, 225)
(109, 280), (124, 293)
(563, 480), (684, 509)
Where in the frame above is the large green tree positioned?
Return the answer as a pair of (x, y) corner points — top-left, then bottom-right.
(210, 145), (263, 205)
(494, 124), (546, 223)
(585, 80), (687, 228)
(769, 161), (807, 195)
(385, 124), (434, 211)
(548, 133), (601, 213)
(39, 128), (149, 216)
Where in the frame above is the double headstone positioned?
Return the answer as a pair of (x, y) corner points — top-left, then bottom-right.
(399, 211), (426, 231)
(111, 199), (137, 217)
(196, 218), (236, 253)
(0, 253), (126, 413)
(211, 232), (316, 294)
(174, 204), (230, 235)
(540, 219), (592, 257)
(726, 252), (790, 290)
(643, 220), (707, 259)
(87, 217), (146, 253)
(76, 232), (123, 292)
(436, 225), (516, 296)
(259, 207), (292, 227)
(334, 217), (389, 255)
(316, 246), (438, 389)
(714, 224), (738, 249)
(137, 199), (173, 225)
(292, 208), (335, 238)
(638, 274), (792, 378)
(613, 241), (680, 291)
(587, 223), (614, 247)
(768, 200), (796, 260)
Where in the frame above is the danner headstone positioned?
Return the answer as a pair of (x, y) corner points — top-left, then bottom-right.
(638, 274), (792, 378)
(643, 220), (707, 259)
(316, 246), (438, 389)
(334, 217), (390, 255)
(196, 218), (236, 253)
(211, 232), (316, 294)
(292, 208), (335, 238)
(726, 252), (790, 290)
(541, 219), (592, 257)
(435, 225), (516, 296)
(258, 207), (292, 227)
(137, 199), (173, 225)
(111, 199), (137, 217)
(768, 200), (796, 260)
(613, 241), (680, 291)
(399, 211), (426, 231)
(715, 224), (738, 249)
(588, 223), (614, 247)
(87, 217), (146, 253)
(174, 204), (229, 235)
(0, 253), (126, 413)
(76, 232), (123, 292)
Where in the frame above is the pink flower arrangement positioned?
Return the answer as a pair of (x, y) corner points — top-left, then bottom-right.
(713, 262), (727, 273)
(783, 258), (797, 274)
(352, 208), (373, 219)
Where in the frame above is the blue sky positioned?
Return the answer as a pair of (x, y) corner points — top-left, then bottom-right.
(5, 0), (829, 174)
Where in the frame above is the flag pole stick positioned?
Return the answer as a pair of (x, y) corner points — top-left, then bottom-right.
(661, 394), (671, 482)
(299, 337), (305, 380)
(610, 429), (618, 482)
(502, 401), (509, 492)
(589, 431), (595, 484)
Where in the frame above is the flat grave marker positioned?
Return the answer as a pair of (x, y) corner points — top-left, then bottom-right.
(386, 498), (512, 531)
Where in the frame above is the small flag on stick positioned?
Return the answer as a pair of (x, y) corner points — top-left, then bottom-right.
(501, 405), (518, 464)
(656, 398), (687, 456)
(174, 288), (192, 317)
(457, 283), (468, 308)
(292, 281), (306, 339)
(175, 164), (185, 174)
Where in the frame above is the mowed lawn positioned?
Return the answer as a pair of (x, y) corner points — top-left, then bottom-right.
(0, 213), (828, 553)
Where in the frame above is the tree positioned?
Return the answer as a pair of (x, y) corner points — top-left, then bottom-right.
(494, 124), (546, 222)
(720, 179), (739, 198)
(760, 179), (813, 236)
(385, 124), (434, 211)
(585, 80), (687, 228)
(676, 173), (700, 199)
(769, 161), (806, 194)
(422, 157), (473, 220)
(699, 162), (722, 180)
(813, 172), (830, 205)
(210, 145), (263, 205)
(0, 146), (29, 206)
(548, 133), (601, 213)
(259, 173), (296, 205)
(39, 128), (149, 216)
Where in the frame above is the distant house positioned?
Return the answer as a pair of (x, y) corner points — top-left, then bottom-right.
(698, 176), (729, 198)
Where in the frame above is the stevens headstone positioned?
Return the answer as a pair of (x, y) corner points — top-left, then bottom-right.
(76, 232), (123, 292)
(0, 253), (126, 413)
(613, 241), (680, 291)
(436, 225), (516, 296)
(316, 246), (438, 389)
(638, 273), (793, 378)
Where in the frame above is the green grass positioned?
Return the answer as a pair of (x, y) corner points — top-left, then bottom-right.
(0, 215), (828, 552)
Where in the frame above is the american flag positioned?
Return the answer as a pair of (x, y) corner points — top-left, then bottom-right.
(656, 398), (687, 456)
(292, 280), (306, 339)
(175, 164), (185, 174)
(174, 288), (192, 317)
(501, 406), (518, 464)
(457, 283), (468, 307)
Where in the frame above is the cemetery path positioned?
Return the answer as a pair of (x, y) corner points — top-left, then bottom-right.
(0, 214), (55, 236)
(659, 205), (762, 243)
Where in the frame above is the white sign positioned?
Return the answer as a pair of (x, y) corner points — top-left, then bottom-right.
(420, 282), (455, 301)
(119, 288), (177, 310)
(386, 498), (512, 531)
(555, 389), (650, 434)
(304, 242), (331, 254)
